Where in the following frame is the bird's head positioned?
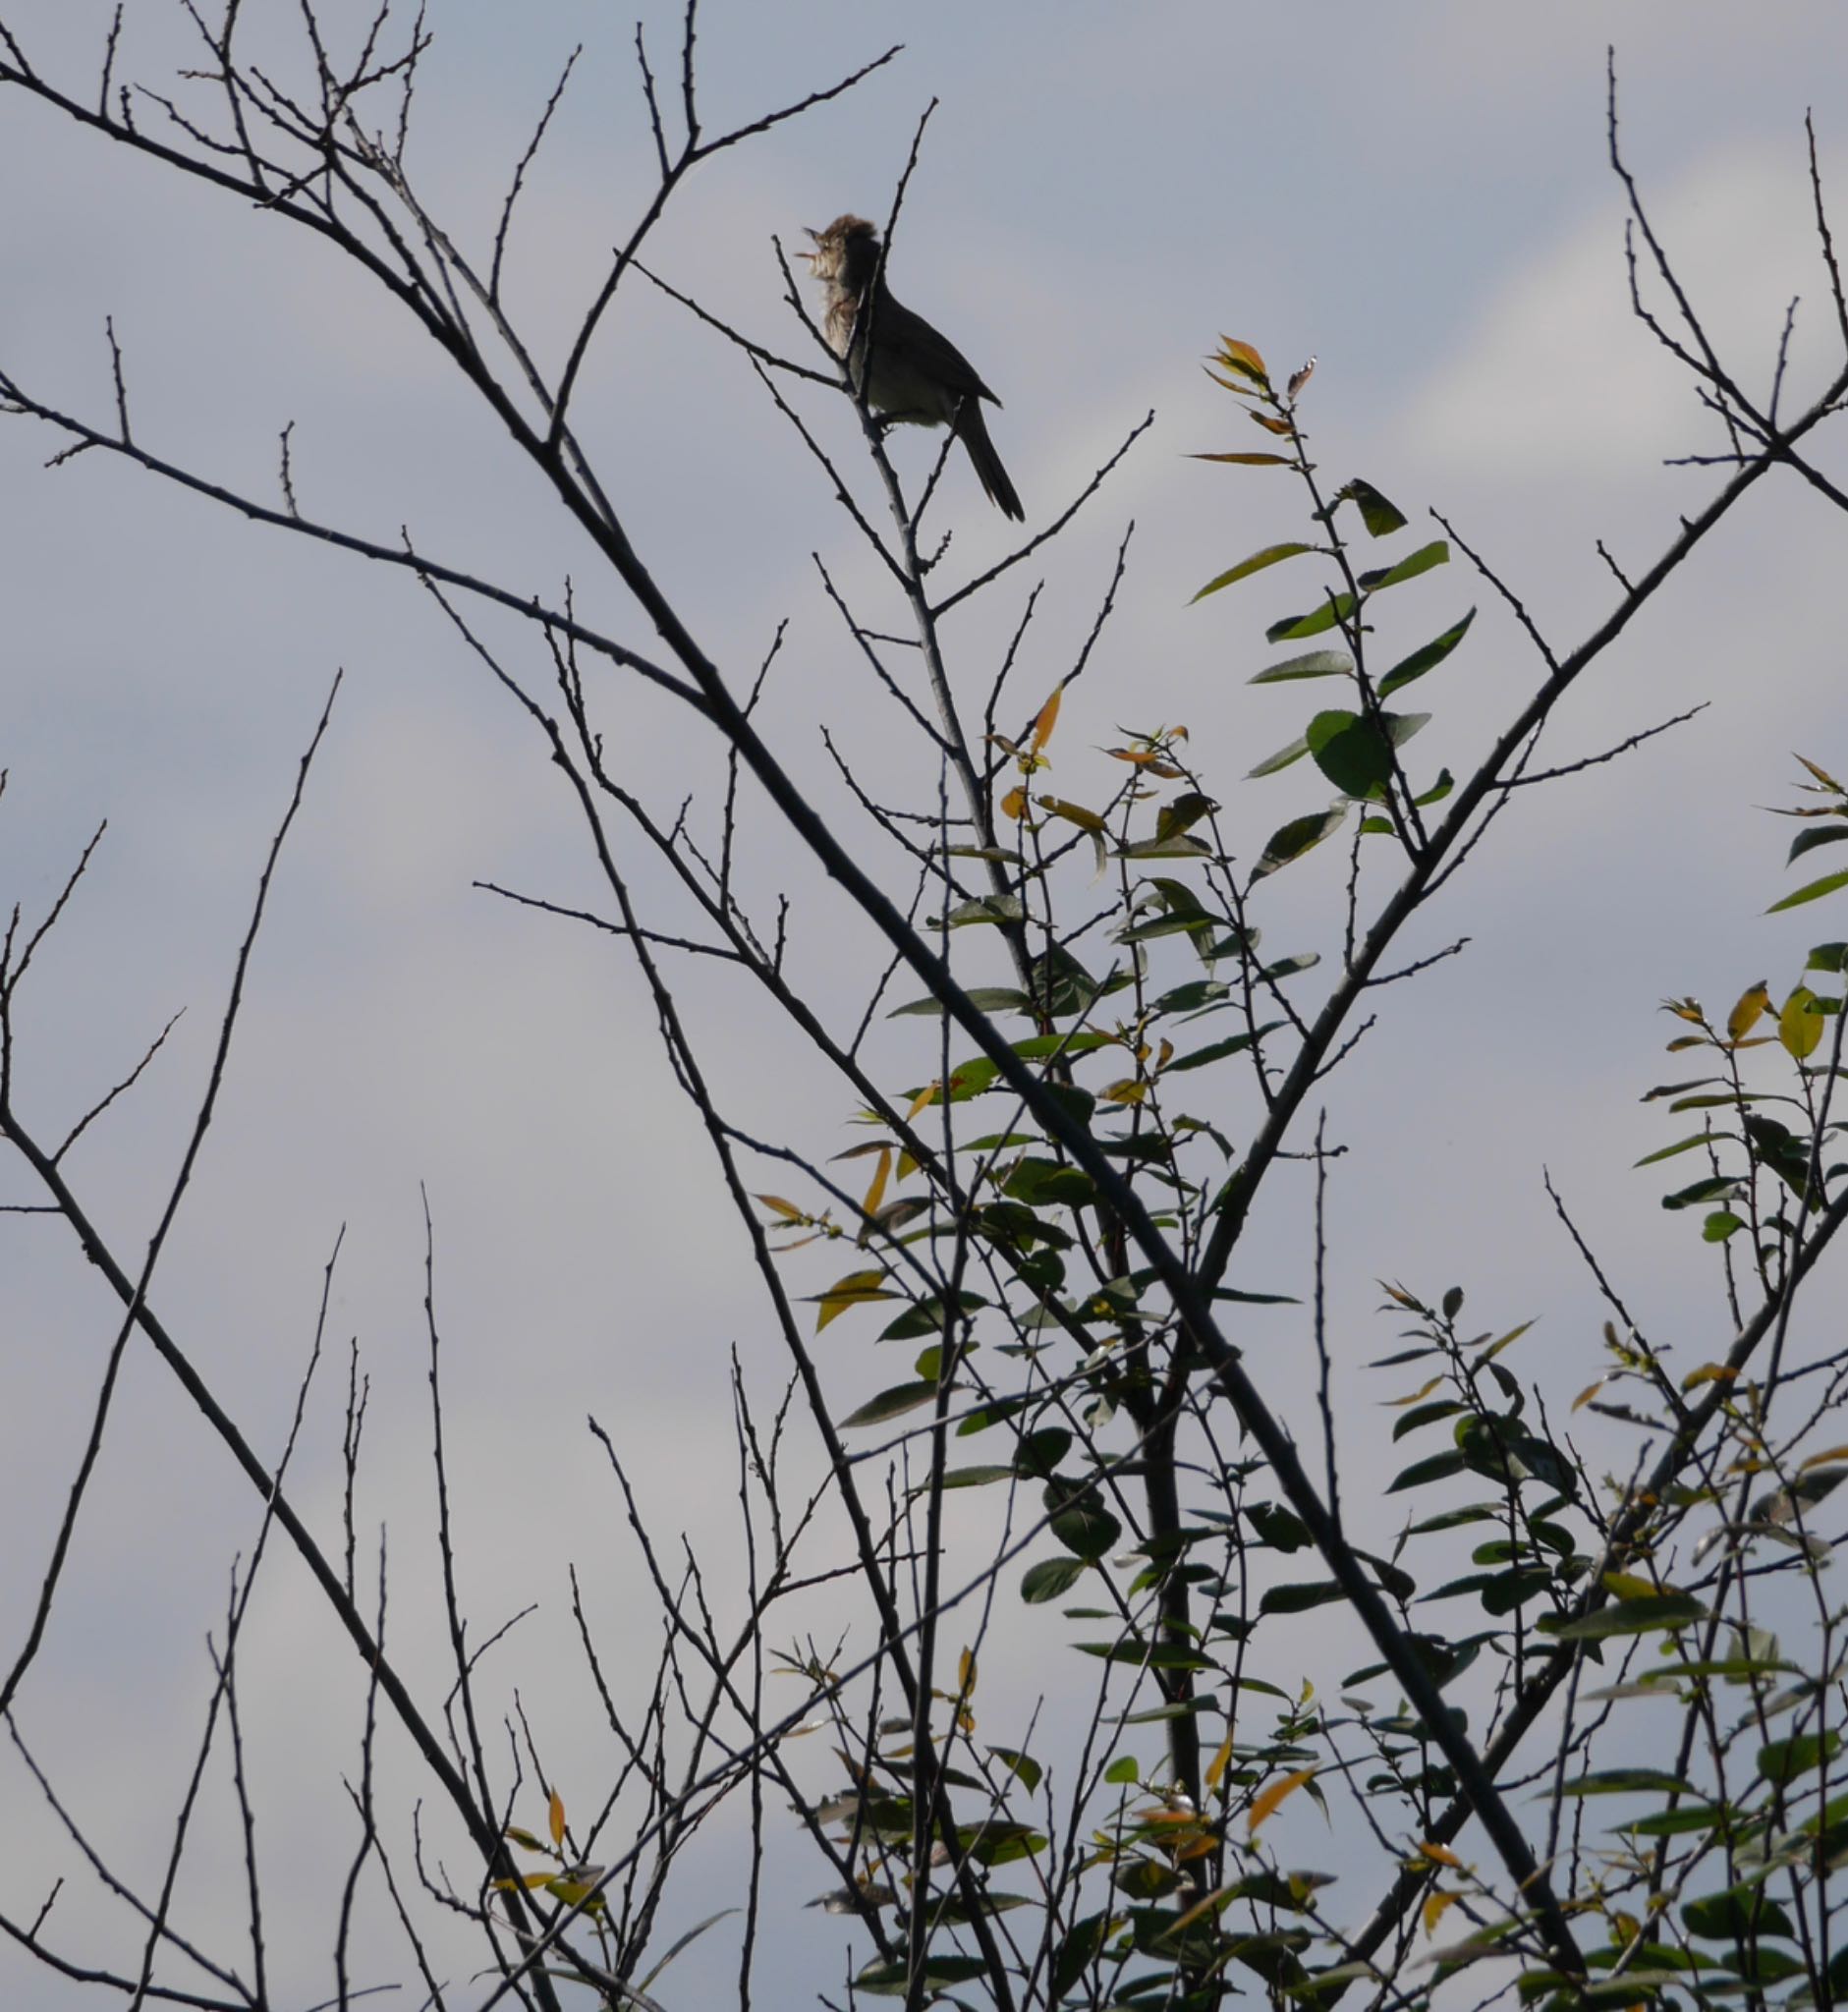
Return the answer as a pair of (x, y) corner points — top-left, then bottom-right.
(801, 214), (880, 290)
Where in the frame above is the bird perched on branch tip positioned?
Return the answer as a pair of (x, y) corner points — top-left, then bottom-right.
(801, 213), (1025, 522)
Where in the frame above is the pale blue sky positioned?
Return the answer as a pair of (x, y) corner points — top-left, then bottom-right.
(3, 3), (1847, 2005)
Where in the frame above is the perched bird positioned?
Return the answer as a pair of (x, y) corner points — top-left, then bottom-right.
(802, 213), (1024, 521)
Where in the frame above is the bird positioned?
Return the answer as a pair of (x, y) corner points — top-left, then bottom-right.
(801, 213), (1024, 521)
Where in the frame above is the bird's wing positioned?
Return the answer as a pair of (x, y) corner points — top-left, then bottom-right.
(874, 293), (1003, 407)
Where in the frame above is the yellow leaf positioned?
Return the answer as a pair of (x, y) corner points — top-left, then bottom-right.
(1601, 1571), (1659, 1601)
(756, 1195), (804, 1221)
(504, 1826), (545, 1853)
(1780, 984), (1824, 1060)
(1100, 1077), (1148, 1106)
(861, 1147), (891, 1223)
(907, 1084), (939, 1121)
(1423, 1888), (1460, 1937)
(1030, 687), (1063, 754)
(1386, 1375), (1444, 1409)
(1000, 784), (1029, 822)
(1573, 1380), (1605, 1412)
(958, 1647), (978, 1699)
(1681, 1363), (1738, 1392)
(1248, 1767), (1314, 1836)
(1204, 1731), (1235, 1794)
(1727, 982), (1771, 1042)
(545, 1866), (608, 1912)
(1799, 1446), (1848, 1473)
(1038, 796), (1106, 832)
(1215, 336), (1270, 383)
(548, 1789), (566, 1851)
(1418, 1841), (1462, 1869)
(814, 1268), (891, 1332)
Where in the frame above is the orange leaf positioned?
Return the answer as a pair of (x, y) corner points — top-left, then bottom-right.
(1248, 1767), (1314, 1836)
(1799, 1445), (1848, 1473)
(1031, 687), (1063, 755)
(1418, 1841), (1462, 1869)
(1000, 784), (1029, 822)
(548, 1789), (566, 1851)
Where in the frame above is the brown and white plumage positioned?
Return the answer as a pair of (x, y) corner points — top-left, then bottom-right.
(802, 214), (1024, 522)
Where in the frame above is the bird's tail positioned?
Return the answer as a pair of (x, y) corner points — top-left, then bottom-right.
(954, 400), (1024, 521)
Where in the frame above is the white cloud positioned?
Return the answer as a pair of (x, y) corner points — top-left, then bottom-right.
(1400, 141), (1846, 476)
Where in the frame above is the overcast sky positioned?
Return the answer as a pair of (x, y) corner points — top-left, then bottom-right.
(4, 3), (1848, 2006)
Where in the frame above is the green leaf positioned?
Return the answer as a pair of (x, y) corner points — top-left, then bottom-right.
(944, 894), (1026, 927)
(1388, 1450), (1468, 1493)
(1560, 1767), (1699, 1797)
(1620, 1805), (1730, 1837)
(1393, 1401), (1467, 1442)
(1359, 539), (1449, 592)
(937, 1465), (1016, 1490)
(888, 986), (1030, 1018)
(1767, 866), (1848, 913)
(1250, 648), (1354, 685)
(1809, 941), (1848, 973)
(1048, 1488), (1122, 1562)
(1305, 708), (1429, 800)
(1683, 1887), (1796, 1941)
(1540, 1594), (1708, 1641)
(1247, 1501), (1314, 1552)
(988, 1746), (1043, 1793)
(1632, 1133), (1714, 1168)
(1788, 823), (1848, 865)
(856, 1954), (988, 1995)
(1103, 1755), (1140, 1785)
(1248, 733), (1312, 779)
(1253, 807), (1346, 882)
(1014, 1427), (1072, 1477)
(1758, 1729), (1842, 1784)
(1378, 608), (1477, 697)
(1021, 1556), (1087, 1603)
(1340, 478), (1408, 537)
(842, 1381), (938, 1428)
(1166, 1024), (1282, 1074)
(1703, 1210), (1745, 1242)
(1193, 541), (1316, 602)
(880, 1292), (989, 1341)
(1260, 1580), (1346, 1614)
(1051, 1913), (1110, 1999)
(1266, 592), (1356, 643)
(1662, 1175), (1739, 1211)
